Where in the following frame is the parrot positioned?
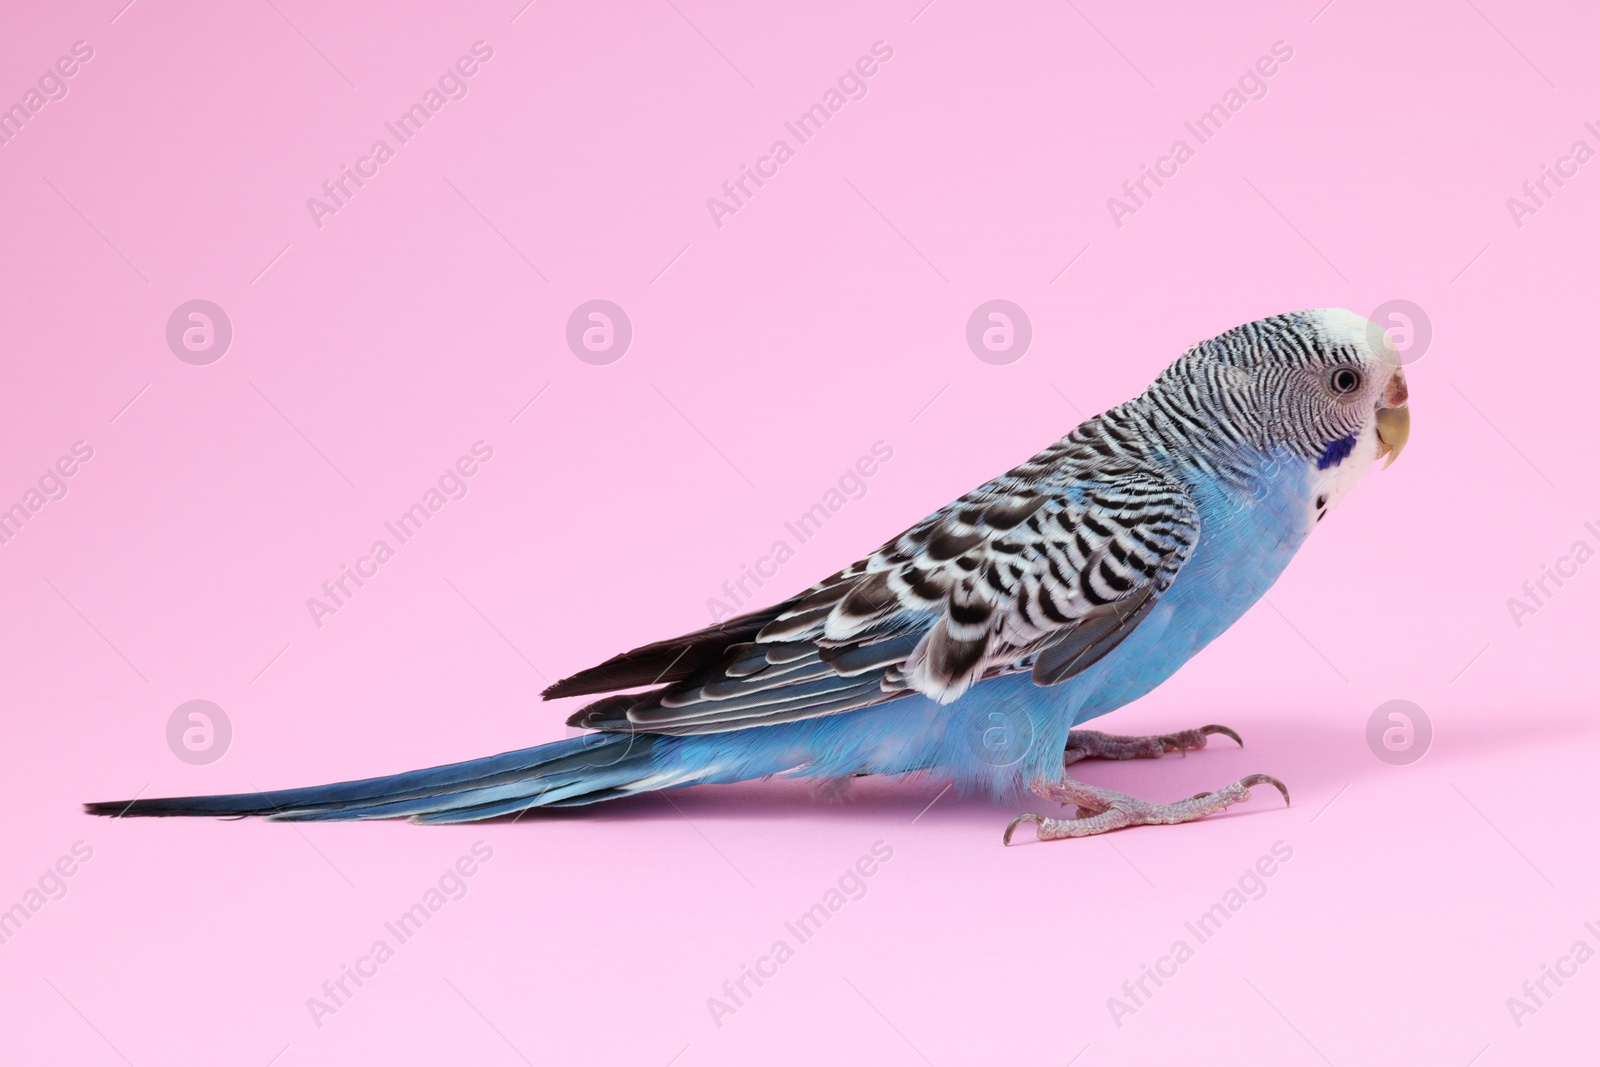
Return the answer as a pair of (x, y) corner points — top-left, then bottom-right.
(87, 308), (1411, 842)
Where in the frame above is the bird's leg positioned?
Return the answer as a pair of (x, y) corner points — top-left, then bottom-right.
(1062, 724), (1242, 767)
(1003, 772), (1289, 843)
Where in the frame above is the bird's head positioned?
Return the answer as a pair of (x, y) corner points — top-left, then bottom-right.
(1172, 308), (1411, 514)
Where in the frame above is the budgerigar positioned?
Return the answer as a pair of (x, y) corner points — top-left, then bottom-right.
(88, 309), (1411, 841)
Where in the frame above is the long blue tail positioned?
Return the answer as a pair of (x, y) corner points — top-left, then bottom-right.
(85, 733), (689, 824)
(85, 681), (1075, 822)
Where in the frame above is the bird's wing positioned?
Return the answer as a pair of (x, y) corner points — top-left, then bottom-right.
(546, 460), (1199, 736)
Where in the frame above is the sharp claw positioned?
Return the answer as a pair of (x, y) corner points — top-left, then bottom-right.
(1013, 769), (1291, 843)
(1239, 773), (1290, 806)
(1201, 724), (1243, 748)
(1004, 813), (1042, 845)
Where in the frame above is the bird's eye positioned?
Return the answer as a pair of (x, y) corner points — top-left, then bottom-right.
(1329, 367), (1362, 396)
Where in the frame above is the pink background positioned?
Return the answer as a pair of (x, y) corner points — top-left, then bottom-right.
(3, 1), (1597, 1063)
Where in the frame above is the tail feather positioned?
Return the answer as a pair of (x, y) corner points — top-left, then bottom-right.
(84, 733), (669, 823)
(82, 700), (963, 823)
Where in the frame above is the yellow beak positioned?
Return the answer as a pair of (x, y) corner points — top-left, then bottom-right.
(1376, 404), (1410, 468)
(1374, 367), (1410, 469)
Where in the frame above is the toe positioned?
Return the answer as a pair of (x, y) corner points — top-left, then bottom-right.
(1238, 773), (1290, 806)
(1201, 724), (1244, 747)
(1003, 813), (1043, 845)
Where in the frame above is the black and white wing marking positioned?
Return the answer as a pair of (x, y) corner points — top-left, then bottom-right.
(545, 464), (1199, 736)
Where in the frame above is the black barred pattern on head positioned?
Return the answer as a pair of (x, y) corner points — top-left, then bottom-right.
(1147, 311), (1380, 487)
(548, 310), (1383, 735)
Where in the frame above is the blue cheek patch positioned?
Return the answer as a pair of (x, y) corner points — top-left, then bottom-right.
(1317, 433), (1357, 470)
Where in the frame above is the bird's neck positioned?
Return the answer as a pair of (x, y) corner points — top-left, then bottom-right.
(1077, 392), (1300, 499)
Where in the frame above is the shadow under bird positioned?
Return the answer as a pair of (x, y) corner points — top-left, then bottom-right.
(88, 309), (1412, 842)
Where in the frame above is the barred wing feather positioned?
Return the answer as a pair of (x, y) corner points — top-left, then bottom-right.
(547, 457), (1199, 736)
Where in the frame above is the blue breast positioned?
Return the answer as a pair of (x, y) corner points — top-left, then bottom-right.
(1064, 452), (1311, 721)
